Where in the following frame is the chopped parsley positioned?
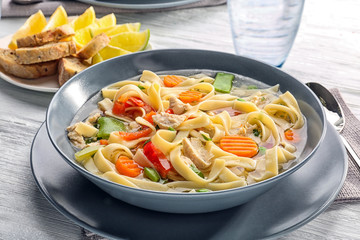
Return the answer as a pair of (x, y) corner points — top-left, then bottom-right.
(190, 164), (204, 178)
(201, 134), (212, 141)
(143, 139), (151, 146)
(253, 129), (261, 137)
(259, 146), (267, 154)
(85, 137), (98, 144)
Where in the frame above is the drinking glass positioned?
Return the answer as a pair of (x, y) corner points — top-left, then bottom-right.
(227, 0), (305, 67)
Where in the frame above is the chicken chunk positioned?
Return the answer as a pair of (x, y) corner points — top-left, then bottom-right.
(67, 123), (86, 149)
(152, 112), (186, 129)
(169, 96), (190, 115)
(86, 112), (101, 125)
(238, 122), (258, 136)
(182, 138), (213, 170)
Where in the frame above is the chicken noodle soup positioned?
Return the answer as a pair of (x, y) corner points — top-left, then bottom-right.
(67, 70), (307, 192)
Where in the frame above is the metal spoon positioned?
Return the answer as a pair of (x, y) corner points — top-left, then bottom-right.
(306, 82), (360, 168)
(11, 0), (43, 5)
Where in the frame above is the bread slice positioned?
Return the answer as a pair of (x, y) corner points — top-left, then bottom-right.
(15, 41), (76, 65)
(77, 33), (110, 59)
(16, 24), (75, 48)
(0, 48), (57, 79)
(58, 56), (90, 86)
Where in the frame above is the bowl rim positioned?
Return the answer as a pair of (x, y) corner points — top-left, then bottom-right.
(46, 48), (327, 196)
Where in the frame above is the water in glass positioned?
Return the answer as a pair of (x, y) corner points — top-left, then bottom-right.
(228, 0), (305, 67)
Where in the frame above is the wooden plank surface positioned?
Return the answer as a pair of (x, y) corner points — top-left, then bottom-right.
(0, 0), (360, 239)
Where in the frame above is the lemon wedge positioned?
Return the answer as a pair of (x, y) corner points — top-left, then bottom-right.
(73, 27), (93, 49)
(92, 45), (131, 65)
(109, 29), (150, 52)
(91, 53), (103, 65)
(42, 5), (68, 31)
(95, 13), (116, 28)
(8, 10), (47, 49)
(72, 12), (117, 49)
(71, 6), (96, 32)
(91, 23), (140, 37)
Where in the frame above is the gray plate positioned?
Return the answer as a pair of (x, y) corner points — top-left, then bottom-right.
(77, 0), (201, 9)
(31, 122), (347, 240)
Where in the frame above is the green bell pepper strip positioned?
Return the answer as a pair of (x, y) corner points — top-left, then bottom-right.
(213, 72), (235, 93)
(97, 117), (126, 139)
(75, 145), (102, 162)
(144, 167), (161, 182)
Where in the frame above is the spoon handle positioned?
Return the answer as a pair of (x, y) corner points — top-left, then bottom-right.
(340, 135), (360, 169)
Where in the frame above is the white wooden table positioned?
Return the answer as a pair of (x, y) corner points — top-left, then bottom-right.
(1, 0), (360, 239)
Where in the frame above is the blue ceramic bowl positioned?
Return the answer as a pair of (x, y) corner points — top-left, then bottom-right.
(46, 49), (326, 214)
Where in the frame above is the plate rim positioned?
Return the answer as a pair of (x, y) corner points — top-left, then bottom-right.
(30, 121), (348, 239)
(0, 70), (59, 93)
(76, 0), (202, 9)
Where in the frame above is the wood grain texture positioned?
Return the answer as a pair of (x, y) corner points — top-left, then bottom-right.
(0, 0), (360, 239)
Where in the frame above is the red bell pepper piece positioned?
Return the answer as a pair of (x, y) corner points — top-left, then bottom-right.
(126, 97), (153, 113)
(118, 127), (152, 141)
(165, 108), (174, 114)
(125, 97), (145, 107)
(112, 100), (126, 115)
(112, 96), (154, 117)
(143, 141), (172, 178)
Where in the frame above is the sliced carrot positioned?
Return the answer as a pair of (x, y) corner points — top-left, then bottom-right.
(116, 156), (143, 177)
(284, 129), (294, 140)
(179, 90), (202, 103)
(284, 129), (300, 142)
(99, 139), (109, 145)
(119, 127), (152, 141)
(143, 111), (157, 125)
(220, 135), (259, 158)
(163, 75), (183, 87)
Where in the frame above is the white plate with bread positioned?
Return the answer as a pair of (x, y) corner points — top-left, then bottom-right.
(0, 24), (115, 93)
(0, 35), (60, 93)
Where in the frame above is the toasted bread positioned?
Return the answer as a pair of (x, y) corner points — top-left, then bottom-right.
(16, 24), (75, 48)
(77, 33), (110, 59)
(0, 48), (57, 79)
(58, 56), (90, 86)
(15, 41), (76, 65)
